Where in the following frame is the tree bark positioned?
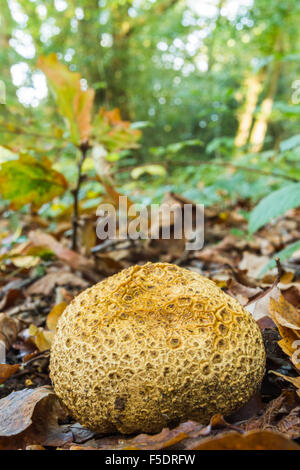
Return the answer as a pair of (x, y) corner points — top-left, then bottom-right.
(249, 60), (281, 152)
(248, 33), (283, 153)
(234, 72), (265, 149)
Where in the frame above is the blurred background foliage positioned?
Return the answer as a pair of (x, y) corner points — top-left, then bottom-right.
(1, 0), (300, 215)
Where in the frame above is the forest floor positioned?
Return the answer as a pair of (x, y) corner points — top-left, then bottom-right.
(1, 194), (300, 450)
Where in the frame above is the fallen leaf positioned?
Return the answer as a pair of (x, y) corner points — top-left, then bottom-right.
(241, 390), (300, 439)
(71, 415), (239, 450)
(269, 296), (300, 369)
(28, 325), (54, 352)
(188, 430), (300, 450)
(28, 231), (94, 273)
(280, 272), (295, 284)
(27, 270), (88, 296)
(46, 302), (67, 331)
(226, 278), (261, 305)
(270, 372), (300, 399)
(0, 364), (20, 384)
(245, 286), (280, 321)
(0, 288), (24, 310)
(257, 315), (276, 329)
(0, 386), (71, 449)
(0, 313), (23, 349)
(270, 294), (300, 330)
(26, 445), (46, 450)
(281, 284), (300, 309)
(239, 252), (271, 279)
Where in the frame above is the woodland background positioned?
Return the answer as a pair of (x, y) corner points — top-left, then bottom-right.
(1, 0), (300, 212)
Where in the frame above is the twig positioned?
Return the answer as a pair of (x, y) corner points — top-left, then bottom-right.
(71, 143), (90, 251)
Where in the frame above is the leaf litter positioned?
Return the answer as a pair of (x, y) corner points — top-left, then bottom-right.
(1, 198), (300, 449)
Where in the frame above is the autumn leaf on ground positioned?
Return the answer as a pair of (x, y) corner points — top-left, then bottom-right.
(270, 294), (300, 330)
(187, 430), (300, 450)
(0, 241), (52, 270)
(69, 416), (238, 450)
(0, 387), (69, 449)
(28, 230), (94, 273)
(270, 372), (300, 399)
(26, 271), (88, 296)
(0, 154), (68, 210)
(28, 301), (66, 352)
(241, 390), (300, 438)
(0, 364), (20, 385)
(269, 295), (300, 370)
(268, 295), (300, 397)
(46, 302), (67, 331)
(38, 54), (95, 144)
(28, 325), (54, 352)
(0, 313), (23, 350)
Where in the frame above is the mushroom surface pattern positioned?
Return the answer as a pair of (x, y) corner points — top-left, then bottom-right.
(50, 262), (266, 433)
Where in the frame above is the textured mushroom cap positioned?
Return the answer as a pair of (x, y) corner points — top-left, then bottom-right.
(50, 262), (265, 434)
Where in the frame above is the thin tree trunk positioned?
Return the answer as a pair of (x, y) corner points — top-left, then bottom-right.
(249, 60), (281, 152)
(234, 72), (265, 149)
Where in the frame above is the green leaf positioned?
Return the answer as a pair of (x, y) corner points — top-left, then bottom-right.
(38, 54), (95, 145)
(167, 139), (203, 154)
(280, 134), (300, 152)
(0, 155), (68, 210)
(130, 121), (153, 129)
(259, 241), (300, 277)
(274, 102), (300, 116)
(249, 183), (300, 234)
(131, 164), (166, 179)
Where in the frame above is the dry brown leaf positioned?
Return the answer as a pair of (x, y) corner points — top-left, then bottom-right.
(28, 230), (94, 272)
(270, 294), (300, 330)
(0, 288), (24, 310)
(246, 286), (281, 321)
(26, 445), (46, 450)
(0, 364), (20, 384)
(28, 301), (67, 351)
(69, 415), (238, 450)
(241, 390), (300, 439)
(270, 372), (300, 398)
(280, 272), (295, 284)
(46, 302), (67, 331)
(187, 430), (300, 450)
(281, 284), (300, 309)
(226, 278), (261, 305)
(269, 296), (300, 370)
(28, 325), (54, 352)
(27, 271), (88, 296)
(239, 252), (270, 279)
(0, 386), (72, 449)
(0, 313), (23, 349)
(94, 253), (126, 275)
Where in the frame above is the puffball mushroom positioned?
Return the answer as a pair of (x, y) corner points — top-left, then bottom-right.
(50, 262), (265, 434)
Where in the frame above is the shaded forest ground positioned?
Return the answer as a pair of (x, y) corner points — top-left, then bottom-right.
(1, 195), (300, 450)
